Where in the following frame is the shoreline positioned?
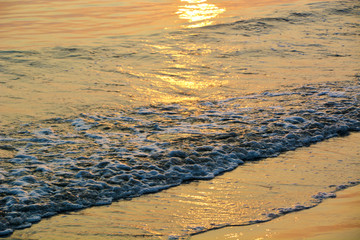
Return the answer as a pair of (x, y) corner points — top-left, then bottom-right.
(1, 0), (359, 237)
(190, 184), (360, 240)
(5, 132), (360, 239)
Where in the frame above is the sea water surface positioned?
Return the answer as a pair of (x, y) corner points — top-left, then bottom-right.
(0, 0), (359, 239)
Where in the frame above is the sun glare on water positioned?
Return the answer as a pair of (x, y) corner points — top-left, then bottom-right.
(176, 0), (226, 28)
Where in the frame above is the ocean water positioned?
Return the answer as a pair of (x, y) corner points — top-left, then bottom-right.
(0, 0), (359, 238)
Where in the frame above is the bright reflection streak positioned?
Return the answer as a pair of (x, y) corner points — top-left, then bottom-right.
(144, 40), (226, 94)
(177, 0), (225, 28)
(182, 0), (207, 3)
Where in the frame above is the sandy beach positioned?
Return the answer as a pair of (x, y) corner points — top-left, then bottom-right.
(191, 185), (360, 240)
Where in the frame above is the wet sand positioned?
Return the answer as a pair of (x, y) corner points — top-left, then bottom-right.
(191, 185), (360, 240)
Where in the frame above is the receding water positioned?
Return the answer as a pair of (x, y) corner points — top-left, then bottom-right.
(0, 0), (359, 238)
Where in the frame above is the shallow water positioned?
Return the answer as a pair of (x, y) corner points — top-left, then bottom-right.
(191, 184), (360, 240)
(0, 0), (360, 238)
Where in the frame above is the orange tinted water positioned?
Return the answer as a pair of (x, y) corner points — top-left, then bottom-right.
(0, 0), (357, 125)
(1, 0), (307, 49)
(0, 0), (359, 239)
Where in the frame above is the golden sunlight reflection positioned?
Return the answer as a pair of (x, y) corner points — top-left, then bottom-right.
(176, 0), (225, 28)
(157, 74), (219, 90)
(135, 41), (229, 105)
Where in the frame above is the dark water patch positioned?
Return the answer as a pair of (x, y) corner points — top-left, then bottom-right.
(330, 5), (360, 15)
(0, 50), (39, 55)
(230, 20), (274, 33)
(112, 52), (137, 58)
(290, 12), (313, 17)
(345, 22), (360, 28)
(258, 17), (292, 22)
(326, 53), (351, 57)
(50, 47), (92, 59)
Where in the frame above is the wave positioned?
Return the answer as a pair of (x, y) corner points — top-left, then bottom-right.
(0, 80), (359, 237)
